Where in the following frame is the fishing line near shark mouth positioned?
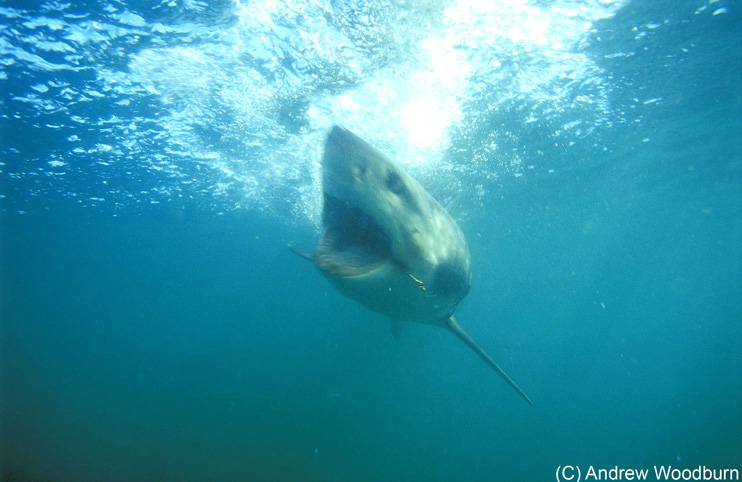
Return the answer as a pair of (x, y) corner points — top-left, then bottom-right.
(293, 125), (532, 405)
(315, 193), (471, 305)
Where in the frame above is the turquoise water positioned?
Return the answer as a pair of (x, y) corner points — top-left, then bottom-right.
(1, 1), (740, 481)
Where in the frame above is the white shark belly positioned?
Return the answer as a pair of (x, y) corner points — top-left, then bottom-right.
(327, 261), (452, 324)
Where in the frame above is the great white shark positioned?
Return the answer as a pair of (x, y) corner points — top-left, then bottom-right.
(294, 125), (532, 405)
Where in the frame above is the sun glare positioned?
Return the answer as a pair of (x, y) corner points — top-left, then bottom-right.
(402, 97), (449, 152)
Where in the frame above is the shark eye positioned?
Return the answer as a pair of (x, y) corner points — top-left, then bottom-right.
(385, 171), (409, 199)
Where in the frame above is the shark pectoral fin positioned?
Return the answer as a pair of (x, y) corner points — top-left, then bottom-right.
(391, 319), (402, 341)
(444, 193), (463, 216)
(446, 316), (533, 405)
(287, 242), (314, 262)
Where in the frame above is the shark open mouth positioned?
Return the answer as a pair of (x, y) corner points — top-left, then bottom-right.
(314, 193), (392, 277)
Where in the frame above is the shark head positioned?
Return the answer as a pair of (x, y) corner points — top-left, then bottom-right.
(315, 126), (471, 323)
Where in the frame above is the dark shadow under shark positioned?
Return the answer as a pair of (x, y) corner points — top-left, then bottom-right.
(292, 125), (532, 405)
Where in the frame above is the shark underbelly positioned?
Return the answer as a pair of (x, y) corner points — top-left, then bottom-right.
(323, 260), (452, 324)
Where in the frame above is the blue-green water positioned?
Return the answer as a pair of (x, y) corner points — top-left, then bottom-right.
(1, 1), (740, 481)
